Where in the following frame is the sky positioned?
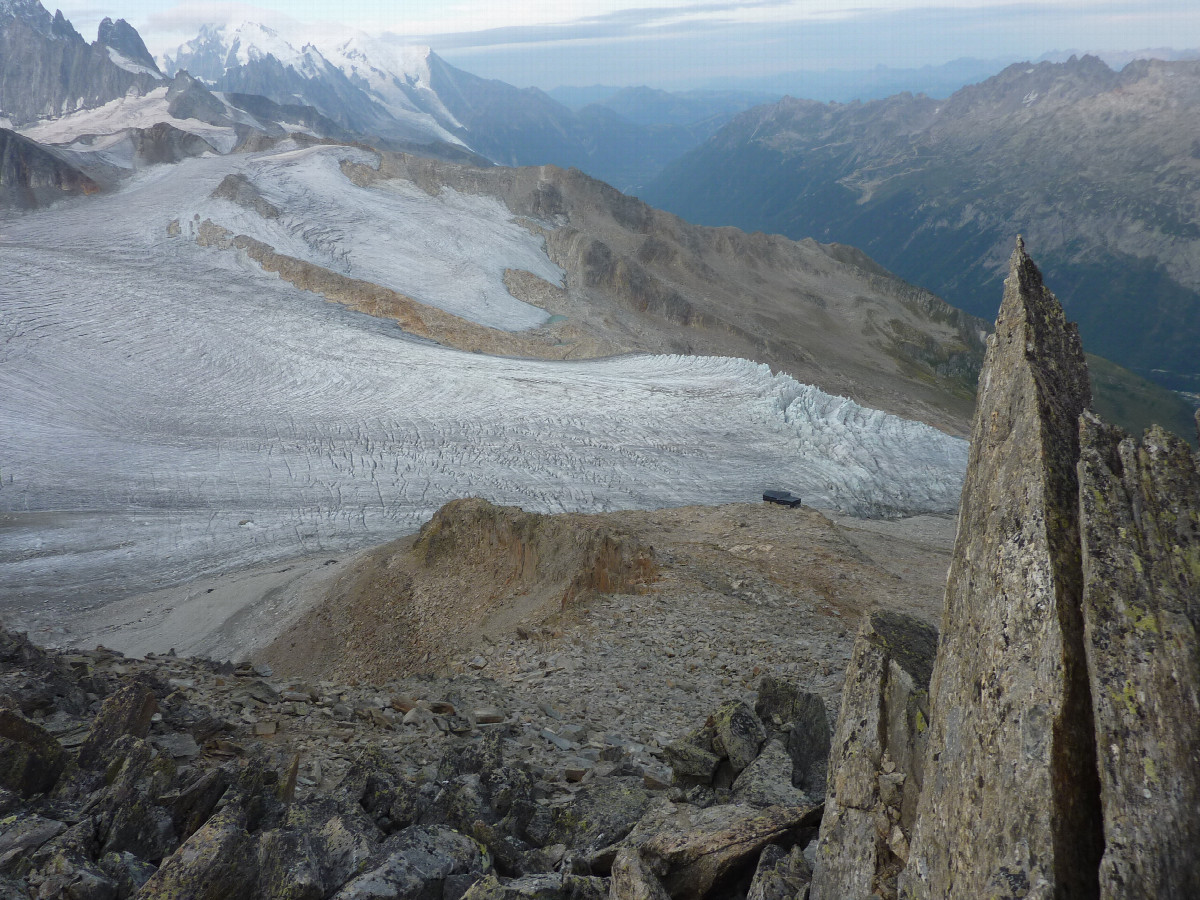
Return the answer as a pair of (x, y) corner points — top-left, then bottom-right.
(55, 1), (1200, 89)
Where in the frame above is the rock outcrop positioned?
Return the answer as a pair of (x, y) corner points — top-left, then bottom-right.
(1077, 413), (1200, 898)
(0, 128), (98, 208)
(809, 611), (936, 900)
(0, 625), (830, 899)
(792, 238), (1200, 899)
(901, 237), (1103, 897)
(96, 16), (160, 74)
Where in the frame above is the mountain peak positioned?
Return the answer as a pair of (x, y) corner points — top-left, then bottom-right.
(97, 16), (160, 75)
(164, 21), (324, 82)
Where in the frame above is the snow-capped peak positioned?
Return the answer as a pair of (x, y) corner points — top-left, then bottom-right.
(163, 22), (328, 82)
(328, 35), (434, 87)
(321, 35), (461, 132)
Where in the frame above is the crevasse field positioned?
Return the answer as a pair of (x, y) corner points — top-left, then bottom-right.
(0, 143), (968, 633)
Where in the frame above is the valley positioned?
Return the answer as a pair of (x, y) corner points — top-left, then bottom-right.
(643, 55), (1200, 424)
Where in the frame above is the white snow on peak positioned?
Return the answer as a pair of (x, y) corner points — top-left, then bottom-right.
(322, 35), (464, 139)
(333, 36), (433, 86)
(167, 21), (329, 81)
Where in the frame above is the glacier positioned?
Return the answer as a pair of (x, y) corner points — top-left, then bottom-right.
(0, 144), (968, 636)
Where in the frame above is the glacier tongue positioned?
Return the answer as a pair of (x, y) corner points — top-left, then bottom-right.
(0, 146), (967, 633)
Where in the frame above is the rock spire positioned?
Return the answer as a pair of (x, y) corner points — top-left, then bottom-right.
(900, 235), (1102, 897)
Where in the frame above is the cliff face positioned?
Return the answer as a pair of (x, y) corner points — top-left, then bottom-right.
(1078, 413), (1200, 897)
(813, 239), (1200, 899)
(0, 2), (160, 125)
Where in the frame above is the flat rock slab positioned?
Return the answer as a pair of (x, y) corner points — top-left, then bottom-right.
(638, 802), (822, 898)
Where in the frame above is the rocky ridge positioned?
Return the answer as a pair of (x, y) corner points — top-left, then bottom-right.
(0, 623), (830, 899)
(0, 1), (162, 125)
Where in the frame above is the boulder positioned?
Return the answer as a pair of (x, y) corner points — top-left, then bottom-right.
(746, 843), (811, 900)
(609, 847), (670, 900)
(706, 702), (766, 776)
(0, 814), (66, 872)
(0, 709), (65, 796)
(330, 824), (485, 900)
(808, 610), (936, 900)
(661, 734), (719, 786)
(730, 740), (811, 809)
(135, 804), (255, 900)
(1077, 412), (1200, 898)
(78, 679), (159, 770)
(98, 850), (157, 898)
(525, 778), (653, 854)
(754, 677), (830, 794)
(901, 238), (1103, 898)
(461, 872), (607, 900)
(251, 796), (380, 899)
(636, 802), (821, 898)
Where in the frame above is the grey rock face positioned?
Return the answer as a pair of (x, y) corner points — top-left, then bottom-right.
(0, 4), (160, 125)
(78, 677), (159, 769)
(901, 238), (1102, 897)
(96, 17), (159, 73)
(809, 611), (936, 900)
(165, 71), (234, 126)
(731, 740), (811, 809)
(0, 708), (64, 796)
(331, 825), (485, 900)
(0, 128), (98, 208)
(753, 676), (830, 794)
(1077, 412), (1200, 899)
(609, 847), (672, 900)
(746, 843), (811, 900)
(636, 802), (822, 899)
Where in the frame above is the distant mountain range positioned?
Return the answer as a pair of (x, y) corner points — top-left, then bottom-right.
(156, 22), (771, 192)
(642, 55), (1200, 406)
(0, 4), (779, 193)
(2, 0), (1195, 441)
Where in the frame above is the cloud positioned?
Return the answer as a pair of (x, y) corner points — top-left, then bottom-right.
(144, 2), (302, 34)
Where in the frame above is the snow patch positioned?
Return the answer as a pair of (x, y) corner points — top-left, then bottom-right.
(105, 45), (163, 79)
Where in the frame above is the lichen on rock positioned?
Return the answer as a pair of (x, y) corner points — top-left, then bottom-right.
(1078, 412), (1200, 898)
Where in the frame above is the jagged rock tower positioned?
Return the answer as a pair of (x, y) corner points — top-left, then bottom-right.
(899, 237), (1104, 897)
(804, 238), (1199, 899)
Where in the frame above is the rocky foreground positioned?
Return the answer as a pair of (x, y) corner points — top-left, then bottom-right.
(1, 240), (1198, 899)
